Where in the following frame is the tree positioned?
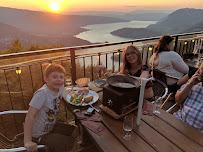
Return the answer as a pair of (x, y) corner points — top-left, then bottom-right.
(4, 39), (24, 54)
(25, 43), (40, 51)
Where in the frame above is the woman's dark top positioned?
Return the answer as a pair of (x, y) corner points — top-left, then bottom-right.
(128, 65), (153, 89)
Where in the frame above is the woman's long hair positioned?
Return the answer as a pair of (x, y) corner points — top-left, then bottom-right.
(121, 45), (142, 75)
(154, 35), (174, 54)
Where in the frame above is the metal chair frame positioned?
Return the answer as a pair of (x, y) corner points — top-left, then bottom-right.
(152, 79), (168, 100)
(0, 110), (46, 152)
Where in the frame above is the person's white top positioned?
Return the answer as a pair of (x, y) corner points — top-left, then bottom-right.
(155, 51), (189, 85)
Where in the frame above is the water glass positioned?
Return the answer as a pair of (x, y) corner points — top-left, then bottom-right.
(65, 76), (73, 90)
(123, 116), (133, 140)
(153, 96), (163, 115)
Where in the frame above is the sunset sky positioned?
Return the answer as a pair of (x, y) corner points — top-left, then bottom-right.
(0, 0), (203, 13)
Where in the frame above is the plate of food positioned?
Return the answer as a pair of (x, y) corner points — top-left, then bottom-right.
(67, 89), (99, 106)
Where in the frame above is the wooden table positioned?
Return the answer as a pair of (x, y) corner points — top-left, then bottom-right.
(184, 58), (201, 69)
(63, 90), (203, 152)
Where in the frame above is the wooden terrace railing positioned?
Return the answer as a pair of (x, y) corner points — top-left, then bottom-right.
(0, 31), (202, 138)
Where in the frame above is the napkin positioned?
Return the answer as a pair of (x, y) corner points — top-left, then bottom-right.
(82, 121), (106, 136)
(87, 113), (102, 122)
(142, 102), (153, 116)
(88, 82), (103, 92)
(77, 112), (88, 120)
(77, 112), (102, 122)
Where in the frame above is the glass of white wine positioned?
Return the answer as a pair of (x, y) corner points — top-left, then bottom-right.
(65, 76), (73, 90)
(123, 116), (133, 140)
(153, 96), (163, 115)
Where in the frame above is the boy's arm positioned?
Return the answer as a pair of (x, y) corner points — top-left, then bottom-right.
(24, 106), (39, 152)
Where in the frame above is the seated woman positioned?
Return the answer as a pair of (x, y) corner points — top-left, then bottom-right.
(97, 44), (154, 99)
(149, 35), (189, 93)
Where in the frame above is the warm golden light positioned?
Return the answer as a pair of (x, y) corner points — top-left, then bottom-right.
(50, 2), (60, 12)
(16, 68), (22, 75)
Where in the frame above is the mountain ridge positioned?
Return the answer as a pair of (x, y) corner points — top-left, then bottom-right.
(0, 22), (91, 51)
(147, 8), (203, 33)
(111, 8), (203, 39)
(0, 6), (127, 36)
(0, 7), (128, 51)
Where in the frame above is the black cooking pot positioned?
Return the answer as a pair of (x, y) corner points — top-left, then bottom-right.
(106, 75), (139, 89)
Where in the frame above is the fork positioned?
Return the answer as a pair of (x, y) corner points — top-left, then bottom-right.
(88, 103), (100, 113)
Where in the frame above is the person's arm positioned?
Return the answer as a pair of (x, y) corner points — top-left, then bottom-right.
(140, 65), (150, 79)
(140, 70), (150, 79)
(175, 70), (201, 105)
(96, 65), (111, 78)
(139, 67), (154, 98)
(171, 52), (189, 74)
(24, 106), (39, 152)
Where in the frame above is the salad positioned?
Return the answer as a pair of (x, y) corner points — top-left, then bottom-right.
(69, 89), (89, 105)
(70, 93), (84, 105)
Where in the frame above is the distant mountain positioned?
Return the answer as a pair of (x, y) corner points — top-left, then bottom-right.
(110, 8), (203, 39)
(110, 28), (162, 39)
(0, 22), (91, 51)
(121, 12), (168, 21)
(183, 22), (203, 33)
(147, 8), (203, 34)
(0, 7), (126, 36)
(69, 10), (171, 21)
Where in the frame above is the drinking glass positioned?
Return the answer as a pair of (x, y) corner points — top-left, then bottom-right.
(198, 53), (203, 64)
(65, 76), (73, 90)
(153, 96), (163, 115)
(123, 116), (133, 140)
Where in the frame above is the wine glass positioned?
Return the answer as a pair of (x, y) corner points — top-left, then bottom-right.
(65, 76), (73, 91)
(153, 96), (163, 115)
(198, 53), (203, 64)
(123, 116), (133, 140)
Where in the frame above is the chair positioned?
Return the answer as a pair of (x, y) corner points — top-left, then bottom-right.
(152, 79), (168, 99)
(152, 69), (167, 85)
(0, 110), (47, 152)
(152, 78), (176, 110)
(166, 103), (180, 114)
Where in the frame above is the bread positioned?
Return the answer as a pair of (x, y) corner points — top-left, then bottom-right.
(83, 95), (93, 103)
(75, 78), (90, 87)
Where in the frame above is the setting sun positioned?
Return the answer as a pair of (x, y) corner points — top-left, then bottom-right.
(50, 2), (60, 12)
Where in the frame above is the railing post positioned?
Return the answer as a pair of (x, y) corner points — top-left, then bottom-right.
(118, 49), (121, 72)
(98, 53), (101, 65)
(70, 49), (76, 85)
(174, 36), (179, 52)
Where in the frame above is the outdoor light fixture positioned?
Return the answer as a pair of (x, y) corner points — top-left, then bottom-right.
(192, 40), (195, 42)
(184, 42), (187, 45)
(97, 55), (100, 59)
(116, 51), (120, 55)
(16, 67), (21, 75)
(148, 47), (153, 51)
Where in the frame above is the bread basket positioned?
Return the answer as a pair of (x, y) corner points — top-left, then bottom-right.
(75, 78), (90, 87)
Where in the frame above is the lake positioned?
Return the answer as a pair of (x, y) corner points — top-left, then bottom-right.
(74, 20), (157, 71)
(75, 20), (157, 43)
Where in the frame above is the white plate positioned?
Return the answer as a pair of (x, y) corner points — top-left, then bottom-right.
(67, 90), (99, 106)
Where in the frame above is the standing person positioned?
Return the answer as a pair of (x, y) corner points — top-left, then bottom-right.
(174, 63), (203, 131)
(24, 64), (81, 152)
(97, 44), (154, 99)
(149, 35), (189, 93)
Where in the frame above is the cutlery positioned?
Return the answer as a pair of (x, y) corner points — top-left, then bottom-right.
(88, 103), (100, 113)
